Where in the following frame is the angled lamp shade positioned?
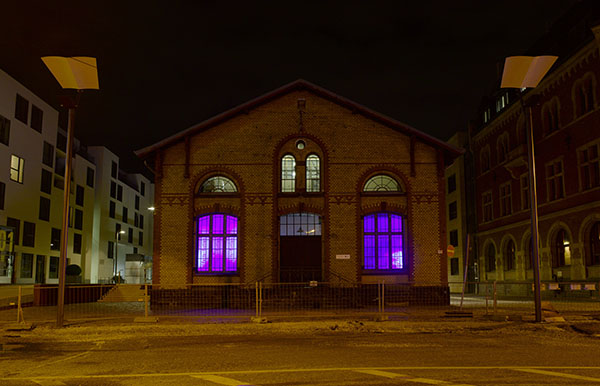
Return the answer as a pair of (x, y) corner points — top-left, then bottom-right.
(41, 56), (99, 90)
(500, 56), (558, 89)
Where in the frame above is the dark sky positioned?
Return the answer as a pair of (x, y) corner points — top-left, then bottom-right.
(1, 1), (583, 173)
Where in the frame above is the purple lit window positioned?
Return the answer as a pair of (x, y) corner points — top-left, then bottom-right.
(196, 214), (238, 273)
(213, 215), (224, 234)
(363, 213), (404, 271)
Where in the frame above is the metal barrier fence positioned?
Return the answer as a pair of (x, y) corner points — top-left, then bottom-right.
(457, 281), (600, 314)
(0, 280), (598, 324)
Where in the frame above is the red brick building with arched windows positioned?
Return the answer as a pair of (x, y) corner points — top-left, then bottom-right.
(470, 4), (600, 292)
(136, 80), (461, 297)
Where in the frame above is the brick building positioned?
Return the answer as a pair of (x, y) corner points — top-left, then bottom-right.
(136, 80), (461, 292)
(470, 4), (600, 290)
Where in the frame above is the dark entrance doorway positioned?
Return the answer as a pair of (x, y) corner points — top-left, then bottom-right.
(279, 213), (322, 282)
(35, 255), (45, 284)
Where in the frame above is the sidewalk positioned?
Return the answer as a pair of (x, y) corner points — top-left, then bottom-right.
(1, 299), (599, 330)
(0, 285), (33, 307)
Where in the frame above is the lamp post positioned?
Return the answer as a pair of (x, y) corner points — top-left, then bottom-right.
(42, 56), (99, 327)
(114, 230), (126, 283)
(500, 55), (557, 322)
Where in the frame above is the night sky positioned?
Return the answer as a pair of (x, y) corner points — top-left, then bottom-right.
(1, 1), (583, 173)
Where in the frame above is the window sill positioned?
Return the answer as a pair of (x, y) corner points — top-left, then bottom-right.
(193, 271), (239, 276)
(361, 269), (408, 275)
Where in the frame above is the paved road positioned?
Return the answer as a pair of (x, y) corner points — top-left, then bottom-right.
(2, 320), (600, 385)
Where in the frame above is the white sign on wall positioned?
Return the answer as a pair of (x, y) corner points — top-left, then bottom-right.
(336, 254), (350, 260)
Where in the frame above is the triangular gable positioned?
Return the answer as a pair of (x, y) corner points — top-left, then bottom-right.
(135, 79), (463, 159)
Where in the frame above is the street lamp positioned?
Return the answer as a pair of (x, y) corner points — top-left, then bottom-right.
(42, 56), (99, 327)
(500, 55), (557, 322)
(114, 230), (126, 283)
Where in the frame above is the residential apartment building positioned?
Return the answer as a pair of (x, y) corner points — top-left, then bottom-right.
(0, 68), (154, 285)
(469, 4), (600, 292)
(445, 131), (478, 293)
(0, 68), (96, 285)
(88, 147), (154, 283)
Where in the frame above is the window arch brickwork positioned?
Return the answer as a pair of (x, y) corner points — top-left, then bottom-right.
(552, 228), (571, 268)
(541, 97), (560, 135)
(363, 213), (404, 271)
(496, 133), (509, 164)
(504, 239), (516, 271)
(586, 221), (600, 267)
(274, 134), (328, 194)
(485, 242), (496, 272)
(572, 72), (597, 119)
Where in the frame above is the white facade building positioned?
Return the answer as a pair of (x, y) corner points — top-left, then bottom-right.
(0, 68), (153, 285)
(0, 68), (97, 284)
(88, 147), (154, 283)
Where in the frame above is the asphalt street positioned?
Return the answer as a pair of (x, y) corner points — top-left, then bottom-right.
(1, 319), (600, 385)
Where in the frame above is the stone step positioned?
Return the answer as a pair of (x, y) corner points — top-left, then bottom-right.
(98, 285), (146, 303)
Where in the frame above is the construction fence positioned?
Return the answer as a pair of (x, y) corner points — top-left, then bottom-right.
(0, 280), (599, 324)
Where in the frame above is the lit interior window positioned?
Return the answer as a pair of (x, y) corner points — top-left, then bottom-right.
(281, 154), (296, 192)
(363, 175), (401, 192)
(196, 214), (238, 273)
(199, 176), (237, 193)
(306, 154), (320, 192)
(363, 213), (403, 270)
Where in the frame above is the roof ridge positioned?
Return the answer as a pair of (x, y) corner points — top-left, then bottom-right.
(135, 79), (462, 158)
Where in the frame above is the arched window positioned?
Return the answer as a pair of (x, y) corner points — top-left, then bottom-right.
(363, 175), (401, 192)
(542, 98), (560, 135)
(587, 222), (600, 266)
(480, 146), (491, 173)
(525, 236), (533, 270)
(504, 239), (515, 271)
(281, 155), (296, 192)
(552, 229), (570, 267)
(196, 214), (238, 273)
(486, 243), (496, 272)
(306, 154), (320, 192)
(497, 133), (509, 163)
(363, 213), (404, 270)
(198, 176), (237, 193)
(573, 73), (596, 118)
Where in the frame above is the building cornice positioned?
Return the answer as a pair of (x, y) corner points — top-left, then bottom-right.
(472, 41), (598, 145)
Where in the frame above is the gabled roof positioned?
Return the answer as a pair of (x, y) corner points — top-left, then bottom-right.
(135, 79), (463, 159)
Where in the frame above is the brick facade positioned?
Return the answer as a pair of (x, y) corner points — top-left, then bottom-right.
(471, 39), (600, 287)
(137, 81), (460, 289)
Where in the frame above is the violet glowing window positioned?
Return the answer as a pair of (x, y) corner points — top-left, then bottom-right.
(363, 213), (404, 270)
(196, 214), (238, 273)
